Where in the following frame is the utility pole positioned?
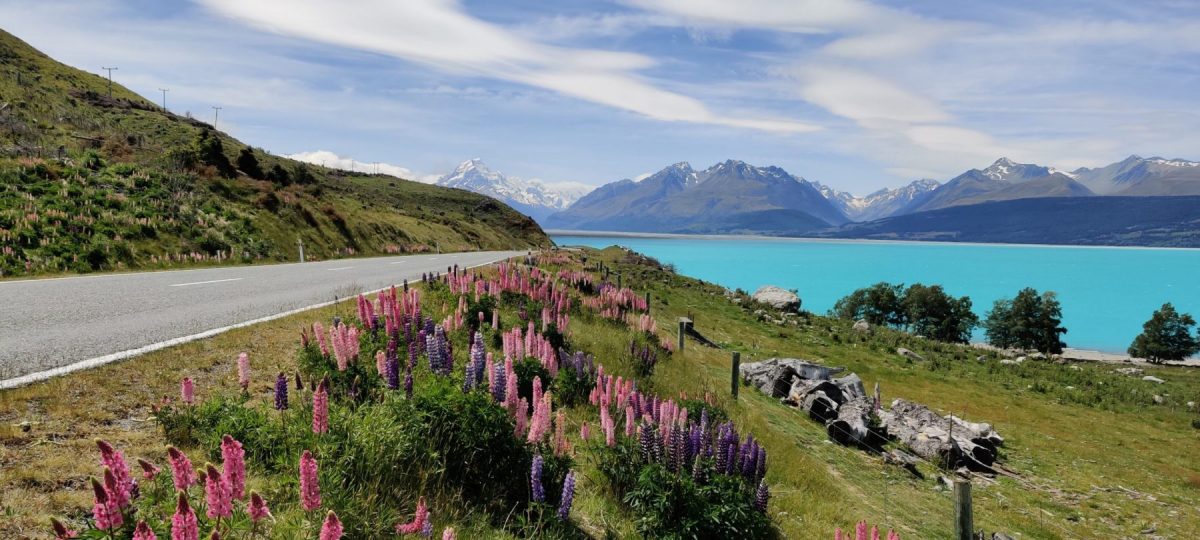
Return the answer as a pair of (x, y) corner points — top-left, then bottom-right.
(212, 106), (222, 129)
(101, 67), (118, 96)
(158, 88), (169, 110)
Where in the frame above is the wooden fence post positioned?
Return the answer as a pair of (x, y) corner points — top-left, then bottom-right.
(954, 479), (973, 540)
(731, 351), (740, 398)
(677, 318), (688, 352)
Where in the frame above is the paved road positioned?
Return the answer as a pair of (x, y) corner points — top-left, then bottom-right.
(0, 251), (524, 388)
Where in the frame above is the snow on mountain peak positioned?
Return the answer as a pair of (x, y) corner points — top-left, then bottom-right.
(436, 159), (592, 211)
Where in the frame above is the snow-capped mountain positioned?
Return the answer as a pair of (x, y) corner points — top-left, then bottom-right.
(813, 179), (941, 222)
(1071, 155), (1200, 195)
(436, 159), (592, 222)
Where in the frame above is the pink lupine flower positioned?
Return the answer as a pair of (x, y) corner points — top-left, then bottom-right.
(204, 464), (232, 519)
(167, 446), (196, 490)
(442, 527), (456, 540)
(96, 440), (131, 507)
(220, 435), (246, 500)
(319, 511), (343, 540)
(375, 350), (386, 377)
(90, 477), (122, 530)
(835, 528), (843, 540)
(300, 450), (321, 511)
(871, 526), (880, 540)
(580, 422), (590, 441)
(181, 377), (194, 405)
(247, 491), (272, 521)
(395, 497), (429, 535)
(887, 531), (900, 540)
(133, 520), (157, 540)
(103, 467), (130, 510)
(50, 517), (78, 539)
(137, 458), (161, 480)
(172, 492), (199, 540)
(237, 353), (250, 390)
(314, 322), (329, 356)
(312, 380), (329, 434)
(856, 520), (868, 540)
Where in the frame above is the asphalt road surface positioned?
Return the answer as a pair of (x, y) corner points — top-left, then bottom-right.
(0, 251), (524, 388)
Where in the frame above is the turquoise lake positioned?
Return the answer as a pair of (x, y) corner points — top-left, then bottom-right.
(551, 234), (1200, 353)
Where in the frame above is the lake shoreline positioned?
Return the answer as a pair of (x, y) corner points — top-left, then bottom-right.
(547, 229), (1200, 252)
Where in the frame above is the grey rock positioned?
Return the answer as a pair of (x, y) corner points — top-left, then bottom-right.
(738, 358), (844, 398)
(1142, 375), (1165, 384)
(897, 348), (925, 361)
(751, 285), (801, 312)
(1153, 394), (1164, 404)
(852, 320), (870, 332)
(1116, 367), (1144, 376)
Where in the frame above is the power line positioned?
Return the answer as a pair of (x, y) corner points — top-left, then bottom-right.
(158, 88), (169, 111)
(101, 67), (118, 97)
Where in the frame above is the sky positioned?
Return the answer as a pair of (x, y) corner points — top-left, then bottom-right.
(4, 0), (1199, 195)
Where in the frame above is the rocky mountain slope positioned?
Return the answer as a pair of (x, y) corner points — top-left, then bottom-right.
(813, 179), (941, 222)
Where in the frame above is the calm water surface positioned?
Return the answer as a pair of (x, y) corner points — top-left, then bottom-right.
(552, 234), (1200, 353)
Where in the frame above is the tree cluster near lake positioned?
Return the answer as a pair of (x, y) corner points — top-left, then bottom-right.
(831, 282), (977, 343)
(1128, 303), (1200, 363)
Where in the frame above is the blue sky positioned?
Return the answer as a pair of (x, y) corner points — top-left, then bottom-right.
(4, 0), (1199, 194)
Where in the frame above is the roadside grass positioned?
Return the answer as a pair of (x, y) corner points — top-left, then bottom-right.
(2, 246), (1198, 538)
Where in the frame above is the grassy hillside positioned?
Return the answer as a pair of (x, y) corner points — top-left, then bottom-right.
(2, 247), (1196, 538)
(0, 29), (548, 277)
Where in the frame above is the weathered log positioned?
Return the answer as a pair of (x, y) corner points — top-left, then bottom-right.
(883, 448), (923, 477)
(826, 398), (884, 448)
(882, 399), (998, 471)
(740, 358), (845, 399)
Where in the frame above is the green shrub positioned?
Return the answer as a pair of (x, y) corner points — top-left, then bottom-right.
(624, 464), (773, 539)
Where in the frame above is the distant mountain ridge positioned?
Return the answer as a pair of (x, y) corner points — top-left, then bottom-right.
(813, 179), (940, 222)
(544, 160), (847, 235)
(435, 159), (591, 222)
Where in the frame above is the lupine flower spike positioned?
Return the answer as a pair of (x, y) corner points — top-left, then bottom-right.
(557, 470), (576, 520)
(90, 477), (121, 530)
(274, 372), (289, 410)
(248, 491), (272, 521)
(531, 455), (545, 502)
(300, 450), (321, 511)
(442, 528), (456, 540)
(204, 464), (232, 519)
(856, 521), (868, 540)
(319, 511), (344, 540)
(172, 492), (199, 540)
(181, 377), (194, 405)
(50, 517), (78, 539)
(236, 352), (250, 390)
(137, 458), (161, 480)
(166, 446), (196, 490)
(312, 380), (329, 434)
(133, 520), (157, 540)
(221, 435), (246, 500)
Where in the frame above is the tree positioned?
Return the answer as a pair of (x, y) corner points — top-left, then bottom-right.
(1128, 303), (1199, 363)
(293, 163), (316, 185)
(983, 288), (1067, 354)
(236, 146), (264, 179)
(832, 282), (906, 327)
(193, 129), (235, 177)
(902, 283), (978, 344)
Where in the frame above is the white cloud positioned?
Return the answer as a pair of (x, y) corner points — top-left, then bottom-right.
(793, 67), (951, 125)
(618, 0), (884, 33)
(285, 150), (440, 183)
(198, 0), (818, 134)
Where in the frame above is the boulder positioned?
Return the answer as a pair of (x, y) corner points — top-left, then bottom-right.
(852, 320), (870, 332)
(897, 348), (925, 361)
(1187, 401), (1196, 409)
(1142, 375), (1165, 384)
(1116, 367), (1143, 376)
(752, 285), (801, 312)
(999, 359), (1018, 365)
(739, 358), (844, 399)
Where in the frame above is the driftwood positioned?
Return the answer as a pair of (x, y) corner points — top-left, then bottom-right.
(739, 358), (844, 399)
(826, 398), (885, 449)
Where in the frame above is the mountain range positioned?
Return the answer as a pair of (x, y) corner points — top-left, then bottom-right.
(542, 160), (848, 235)
(435, 159), (591, 222)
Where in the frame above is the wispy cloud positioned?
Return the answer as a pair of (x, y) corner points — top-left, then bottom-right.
(198, 0), (819, 134)
(286, 151), (439, 183)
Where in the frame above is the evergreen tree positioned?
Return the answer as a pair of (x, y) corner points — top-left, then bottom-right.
(1128, 303), (1199, 363)
(236, 146), (264, 179)
(983, 288), (1067, 354)
(193, 129), (235, 177)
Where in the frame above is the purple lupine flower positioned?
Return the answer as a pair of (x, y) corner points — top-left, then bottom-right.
(638, 422), (655, 464)
(754, 480), (770, 513)
(756, 446), (768, 482)
(740, 436), (758, 479)
(275, 372), (289, 410)
(668, 426), (685, 473)
(386, 338), (400, 390)
(715, 426), (730, 473)
(531, 455), (545, 503)
(692, 451), (707, 483)
(556, 470), (575, 521)
(492, 360), (507, 403)
(404, 371), (414, 400)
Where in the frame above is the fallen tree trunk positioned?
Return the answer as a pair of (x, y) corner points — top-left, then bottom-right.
(881, 399), (998, 471)
(826, 398), (884, 448)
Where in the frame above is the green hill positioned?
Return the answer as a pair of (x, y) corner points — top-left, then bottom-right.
(0, 29), (549, 277)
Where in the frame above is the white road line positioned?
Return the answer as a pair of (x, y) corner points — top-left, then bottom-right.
(389, 261), (407, 265)
(326, 266), (355, 271)
(168, 278), (243, 287)
(0, 257), (510, 390)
